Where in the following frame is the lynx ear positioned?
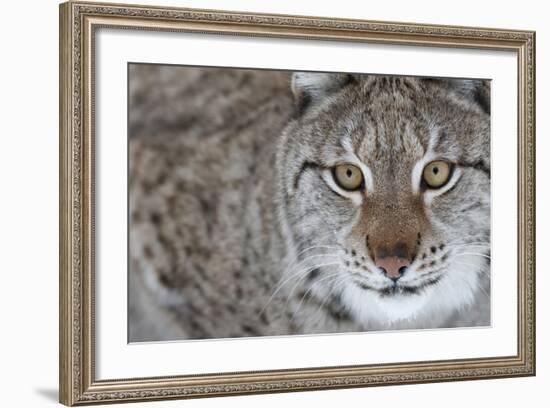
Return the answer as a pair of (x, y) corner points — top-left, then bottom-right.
(291, 72), (352, 112)
(439, 79), (491, 114)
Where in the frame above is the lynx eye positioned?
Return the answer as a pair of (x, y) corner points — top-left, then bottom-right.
(333, 164), (364, 191)
(423, 160), (452, 189)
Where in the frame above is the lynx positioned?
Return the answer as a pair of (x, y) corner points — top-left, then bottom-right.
(129, 65), (490, 341)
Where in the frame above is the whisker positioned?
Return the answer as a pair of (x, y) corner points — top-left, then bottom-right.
(283, 262), (341, 313)
(405, 268), (445, 285)
(455, 252), (491, 260)
(446, 244), (490, 249)
(260, 261), (339, 316)
(452, 265), (491, 300)
(451, 260), (491, 276)
(290, 272), (342, 321)
(281, 245), (340, 272)
(314, 276), (350, 318)
(275, 252), (339, 289)
(452, 259), (486, 269)
(446, 240), (491, 246)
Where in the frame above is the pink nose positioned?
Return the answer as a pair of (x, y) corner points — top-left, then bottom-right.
(375, 257), (410, 281)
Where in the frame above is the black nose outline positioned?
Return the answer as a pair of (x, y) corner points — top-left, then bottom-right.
(379, 265), (408, 282)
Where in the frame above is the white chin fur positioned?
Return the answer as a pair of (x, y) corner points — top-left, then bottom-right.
(340, 255), (488, 329)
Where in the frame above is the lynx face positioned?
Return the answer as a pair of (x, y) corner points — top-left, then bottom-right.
(277, 73), (490, 326)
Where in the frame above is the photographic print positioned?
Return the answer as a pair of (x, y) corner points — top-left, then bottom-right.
(128, 64), (491, 342)
(60, 2), (535, 404)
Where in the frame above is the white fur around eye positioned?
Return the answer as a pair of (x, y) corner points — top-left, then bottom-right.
(423, 160), (451, 188)
(411, 152), (437, 194)
(340, 136), (374, 192)
(322, 169), (363, 206)
(423, 167), (462, 204)
(334, 164), (363, 190)
(411, 149), (462, 205)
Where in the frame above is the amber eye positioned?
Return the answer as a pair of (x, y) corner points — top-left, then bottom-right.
(422, 160), (452, 189)
(333, 164), (364, 191)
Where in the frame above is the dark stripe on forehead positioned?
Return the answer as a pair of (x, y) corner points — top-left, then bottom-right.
(431, 129), (450, 151)
(408, 106), (431, 153)
(344, 77), (433, 158)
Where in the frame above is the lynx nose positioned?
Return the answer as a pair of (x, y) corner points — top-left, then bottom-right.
(375, 257), (410, 281)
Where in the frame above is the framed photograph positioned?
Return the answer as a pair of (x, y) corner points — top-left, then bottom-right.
(59, 1), (536, 405)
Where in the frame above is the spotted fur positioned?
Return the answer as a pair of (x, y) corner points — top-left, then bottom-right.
(129, 64), (490, 341)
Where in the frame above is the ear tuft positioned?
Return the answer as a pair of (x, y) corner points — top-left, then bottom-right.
(291, 72), (352, 113)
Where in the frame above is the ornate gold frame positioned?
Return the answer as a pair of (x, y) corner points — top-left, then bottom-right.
(59, 1), (536, 405)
